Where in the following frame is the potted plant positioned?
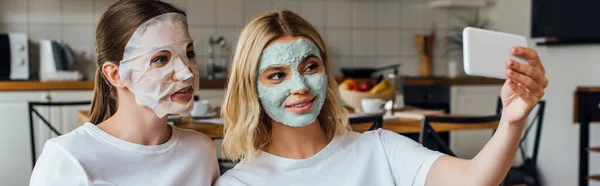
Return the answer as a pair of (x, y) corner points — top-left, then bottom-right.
(445, 10), (493, 77)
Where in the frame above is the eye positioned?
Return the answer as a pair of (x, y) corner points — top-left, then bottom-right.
(268, 72), (286, 80)
(151, 55), (169, 64)
(187, 50), (196, 59)
(149, 50), (172, 67)
(304, 62), (319, 73)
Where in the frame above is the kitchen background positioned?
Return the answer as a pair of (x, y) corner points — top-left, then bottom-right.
(0, 0), (480, 80)
(3, 0), (598, 186)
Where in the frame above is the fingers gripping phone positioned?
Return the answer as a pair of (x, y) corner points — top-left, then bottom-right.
(463, 27), (528, 79)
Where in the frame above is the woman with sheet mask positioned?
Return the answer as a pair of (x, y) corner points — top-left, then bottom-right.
(30, 1), (219, 185)
(216, 10), (548, 186)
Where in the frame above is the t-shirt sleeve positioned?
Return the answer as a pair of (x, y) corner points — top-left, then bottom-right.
(213, 172), (246, 186)
(29, 140), (89, 186)
(377, 129), (444, 186)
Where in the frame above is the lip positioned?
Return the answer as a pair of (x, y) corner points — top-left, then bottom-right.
(170, 86), (193, 102)
(284, 96), (317, 115)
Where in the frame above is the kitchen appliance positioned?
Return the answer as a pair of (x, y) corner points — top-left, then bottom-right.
(0, 33), (29, 80)
(207, 36), (228, 80)
(39, 39), (82, 81)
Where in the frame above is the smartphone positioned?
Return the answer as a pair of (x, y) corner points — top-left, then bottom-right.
(463, 27), (528, 79)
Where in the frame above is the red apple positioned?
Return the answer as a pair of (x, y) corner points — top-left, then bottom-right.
(358, 82), (374, 92)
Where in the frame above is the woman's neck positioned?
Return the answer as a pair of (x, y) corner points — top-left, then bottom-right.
(97, 97), (172, 146)
(264, 119), (329, 159)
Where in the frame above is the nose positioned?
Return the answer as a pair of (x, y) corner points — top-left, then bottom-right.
(288, 74), (309, 95)
(169, 56), (194, 82)
(171, 67), (193, 82)
(289, 87), (308, 95)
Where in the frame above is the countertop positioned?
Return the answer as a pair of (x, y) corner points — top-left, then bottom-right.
(0, 76), (503, 91)
(401, 76), (504, 86)
(0, 79), (228, 91)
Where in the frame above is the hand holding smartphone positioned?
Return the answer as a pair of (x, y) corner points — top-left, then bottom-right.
(462, 27), (528, 79)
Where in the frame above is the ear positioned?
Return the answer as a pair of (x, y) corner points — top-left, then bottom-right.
(102, 62), (126, 88)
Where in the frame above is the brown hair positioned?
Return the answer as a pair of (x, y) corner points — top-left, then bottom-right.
(90, 0), (186, 124)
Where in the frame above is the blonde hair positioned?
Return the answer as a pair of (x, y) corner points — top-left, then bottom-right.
(221, 10), (351, 161)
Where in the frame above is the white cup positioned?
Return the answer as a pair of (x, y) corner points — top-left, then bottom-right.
(361, 98), (386, 113)
(191, 100), (211, 116)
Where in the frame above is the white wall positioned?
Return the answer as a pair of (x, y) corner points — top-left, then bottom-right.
(0, 0), (477, 79)
(487, 0), (600, 185)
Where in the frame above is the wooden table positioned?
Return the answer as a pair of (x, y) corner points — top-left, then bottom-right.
(77, 110), (499, 139)
(573, 87), (600, 186)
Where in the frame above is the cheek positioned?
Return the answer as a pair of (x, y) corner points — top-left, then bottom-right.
(305, 74), (328, 94)
(258, 82), (291, 106)
(135, 81), (164, 93)
(190, 66), (199, 78)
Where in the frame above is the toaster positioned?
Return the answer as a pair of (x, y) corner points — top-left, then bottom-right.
(0, 33), (29, 80)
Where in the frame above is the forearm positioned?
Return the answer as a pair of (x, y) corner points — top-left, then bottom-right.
(465, 116), (525, 185)
(427, 46), (547, 186)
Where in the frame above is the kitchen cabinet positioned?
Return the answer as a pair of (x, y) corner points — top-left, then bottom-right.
(48, 91), (93, 133)
(449, 85), (502, 158)
(0, 91), (49, 186)
(403, 84), (503, 159)
(0, 90), (92, 185)
(404, 85), (451, 112)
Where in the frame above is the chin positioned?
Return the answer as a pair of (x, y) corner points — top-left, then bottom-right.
(172, 99), (191, 105)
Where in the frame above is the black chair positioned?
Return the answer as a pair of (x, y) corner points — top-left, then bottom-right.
(348, 114), (384, 131)
(402, 103), (451, 144)
(217, 157), (237, 175)
(418, 98), (546, 186)
(501, 100), (546, 186)
(418, 114), (501, 156)
(28, 101), (91, 169)
(402, 85), (452, 145)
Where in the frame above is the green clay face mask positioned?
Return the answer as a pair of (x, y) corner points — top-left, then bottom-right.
(257, 39), (327, 127)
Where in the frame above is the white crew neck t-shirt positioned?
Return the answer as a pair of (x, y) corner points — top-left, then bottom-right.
(30, 122), (219, 186)
(215, 129), (444, 186)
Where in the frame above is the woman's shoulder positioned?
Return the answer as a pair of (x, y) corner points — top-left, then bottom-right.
(173, 126), (212, 141)
(30, 138), (89, 185)
(346, 129), (419, 149)
(358, 128), (412, 141)
(47, 123), (98, 151)
(172, 126), (215, 147)
(214, 169), (248, 186)
(30, 125), (92, 184)
(215, 161), (271, 186)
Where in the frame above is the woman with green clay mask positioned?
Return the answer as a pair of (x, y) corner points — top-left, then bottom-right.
(217, 10), (548, 186)
(257, 38), (327, 127)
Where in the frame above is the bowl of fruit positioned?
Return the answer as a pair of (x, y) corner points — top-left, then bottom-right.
(338, 78), (395, 113)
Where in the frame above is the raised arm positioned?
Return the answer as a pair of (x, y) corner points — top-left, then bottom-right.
(425, 46), (548, 186)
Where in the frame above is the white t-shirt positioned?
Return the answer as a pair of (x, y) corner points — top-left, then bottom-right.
(215, 129), (444, 186)
(30, 122), (220, 186)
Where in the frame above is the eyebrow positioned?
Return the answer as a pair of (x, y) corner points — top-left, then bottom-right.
(263, 66), (287, 72)
(299, 54), (319, 65)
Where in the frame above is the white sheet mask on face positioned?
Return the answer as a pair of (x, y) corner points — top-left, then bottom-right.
(257, 39), (327, 127)
(119, 13), (199, 118)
